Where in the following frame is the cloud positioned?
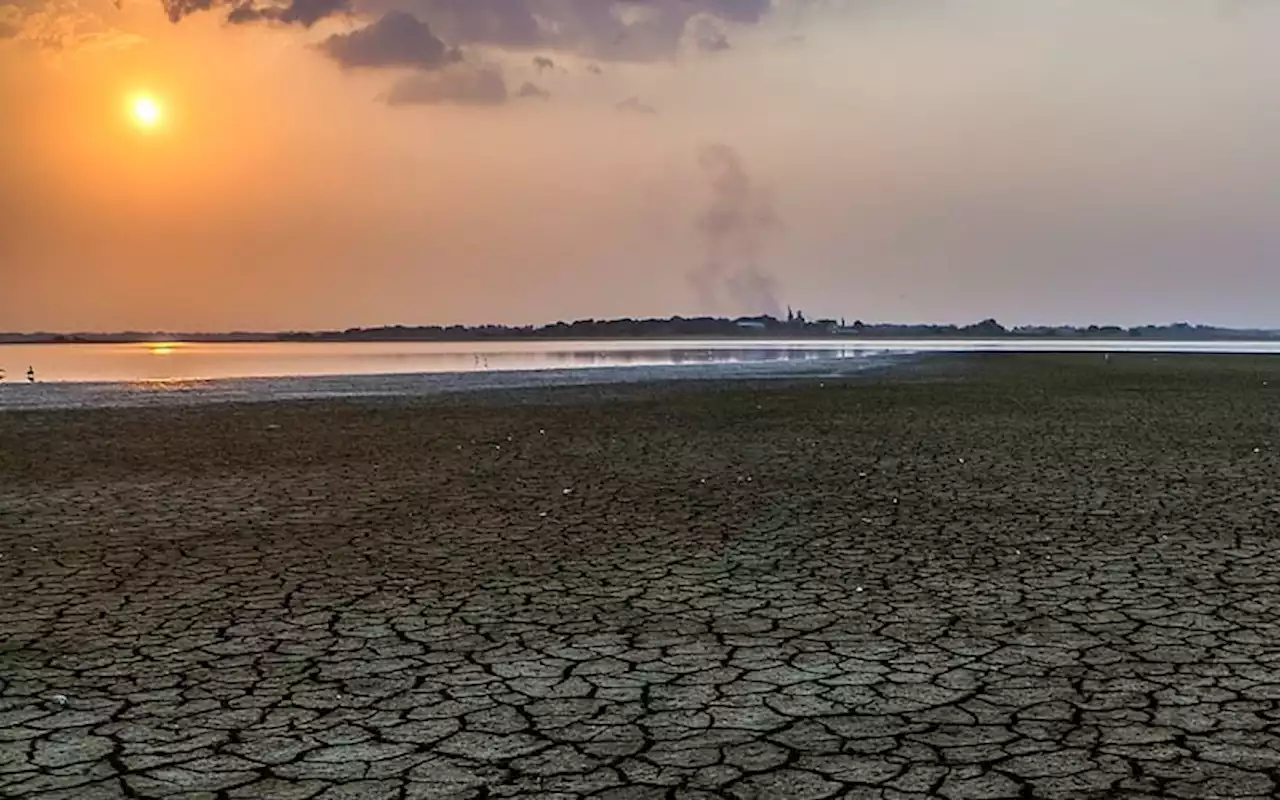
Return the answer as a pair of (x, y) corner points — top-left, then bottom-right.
(320, 10), (458, 69)
(694, 0), (772, 25)
(145, 0), (791, 62)
(227, 0), (349, 27)
(516, 80), (549, 100)
(162, 0), (215, 23)
(0, 5), (20, 38)
(0, 0), (140, 50)
(348, 0), (784, 62)
(696, 30), (730, 52)
(392, 0), (543, 49)
(616, 95), (655, 114)
(159, 0), (783, 36)
(684, 10), (735, 52)
(383, 64), (507, 105)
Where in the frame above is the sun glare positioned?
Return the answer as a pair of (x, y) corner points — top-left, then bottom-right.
(130, 95), (162, 129)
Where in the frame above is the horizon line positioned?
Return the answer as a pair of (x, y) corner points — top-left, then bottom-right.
(2, 315), (1279, 339)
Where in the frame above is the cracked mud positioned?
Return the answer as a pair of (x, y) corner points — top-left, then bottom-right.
(4, 355), (1280, 799)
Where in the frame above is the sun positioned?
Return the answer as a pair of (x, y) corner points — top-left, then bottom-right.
(130, 95), (162, 129)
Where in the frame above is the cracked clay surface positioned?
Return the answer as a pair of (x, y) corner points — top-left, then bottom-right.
(3, 355), (1280, 799)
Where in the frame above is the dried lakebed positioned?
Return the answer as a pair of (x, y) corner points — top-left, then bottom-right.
(3, 354), (1280, 799)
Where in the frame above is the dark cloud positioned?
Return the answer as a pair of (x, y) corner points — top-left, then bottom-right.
(690, 143), (783, 317)
(517, 81), (550, 100)
(162, 0), (216, 23)
(157, 0), (786, 62)
(532, 55), (554, 72)
(408, 0), (542, 48)
(225, 5), (262, 23)
(586, 62), (603, 75)
(383, 65), (508, 105)
(347, 0), (783, 62)
(227, 0), (349, 27)
(616, 96), (656, 114)
(321, 11), (459, 70)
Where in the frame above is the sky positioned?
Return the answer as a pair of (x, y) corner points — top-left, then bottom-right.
(3, 0), (1280, 332)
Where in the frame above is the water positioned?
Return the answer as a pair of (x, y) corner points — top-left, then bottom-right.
(0, 340), (891, 410)
(0, 340), (876, 384)
(1, 338), (1277, 410)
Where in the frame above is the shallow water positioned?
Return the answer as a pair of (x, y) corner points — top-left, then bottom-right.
(5, 338), (1280, 385)
(1, 340), (880, 385)
(1, 338), (1278, 410)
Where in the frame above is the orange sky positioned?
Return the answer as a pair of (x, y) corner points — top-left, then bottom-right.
(4, 1), (1280, 332)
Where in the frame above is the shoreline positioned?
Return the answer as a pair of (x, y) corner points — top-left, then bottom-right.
(0, 353), (914, 412)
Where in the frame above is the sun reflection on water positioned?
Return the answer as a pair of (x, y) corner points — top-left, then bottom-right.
(145, 342), (182, 356)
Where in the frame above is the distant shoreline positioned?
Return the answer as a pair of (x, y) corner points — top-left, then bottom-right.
(2, 315), (1278, 346)
(6, 334), (1280, 346)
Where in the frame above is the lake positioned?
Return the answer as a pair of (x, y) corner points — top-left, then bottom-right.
(3, 339), (1280, 384)
(1, 338), (1278, 410)
(1, 340), (887, 384)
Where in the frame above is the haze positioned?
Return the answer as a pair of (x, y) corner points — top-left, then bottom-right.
(3, 0), (1280, 332)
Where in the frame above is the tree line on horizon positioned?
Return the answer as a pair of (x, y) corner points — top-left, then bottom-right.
(4, 314), (1277, 343)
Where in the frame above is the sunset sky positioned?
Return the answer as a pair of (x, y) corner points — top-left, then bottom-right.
(4, 0), (1280, 332)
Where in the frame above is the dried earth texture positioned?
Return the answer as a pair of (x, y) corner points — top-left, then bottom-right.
(3, 354), (1280, 800)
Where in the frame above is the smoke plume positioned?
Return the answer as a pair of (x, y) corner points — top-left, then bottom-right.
(691, 143), (782, 317)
